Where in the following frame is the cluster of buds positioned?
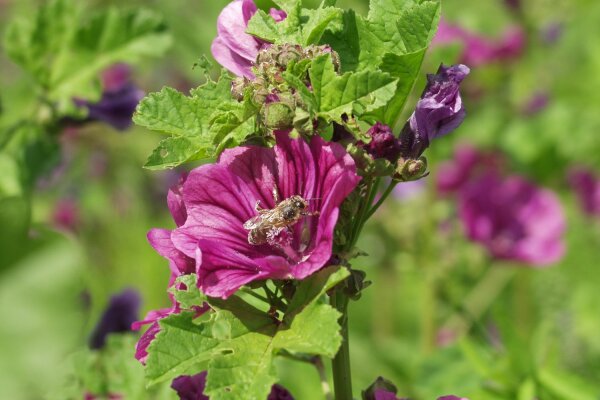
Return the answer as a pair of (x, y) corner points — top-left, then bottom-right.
(231, 43), (341, 133)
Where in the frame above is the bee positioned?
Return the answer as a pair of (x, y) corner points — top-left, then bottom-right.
(243, 188), (319, 245)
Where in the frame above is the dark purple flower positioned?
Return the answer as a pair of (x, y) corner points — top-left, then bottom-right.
(76, 64), (144, 131)
(459, 173), (566, 266)
(171, 372), (209, 400)
(433, 19), (525, 67)
(399, 64), (470, 159)
(503, 0), (520, 10)
(267, 384), (294, 400)
(89, 289), (141, 349)
(358, 122), (401, 162)
(211, 0), (286, 79)
(164, 131), (359, 298)
(171, 372), (294, 400)
(568, 168), (600, 216)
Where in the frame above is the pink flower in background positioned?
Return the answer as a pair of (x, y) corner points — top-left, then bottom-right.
(436, 144), (504, 194)
(211, 0), (286, 78)
(568, 168), (600, 216)
(170, 131), (360, 298)
(433, 19), (525, 67)
(52, 198), (81, 232)
(459, 173), (565, 266)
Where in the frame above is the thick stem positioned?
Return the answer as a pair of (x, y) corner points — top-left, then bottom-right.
(331, 290), (353, 400)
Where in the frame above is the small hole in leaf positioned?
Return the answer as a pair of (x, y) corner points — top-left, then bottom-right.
(160, 148), (169, 158)
(220, 349), (233, 355)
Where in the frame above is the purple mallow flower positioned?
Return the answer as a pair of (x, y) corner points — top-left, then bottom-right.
(459, 173), (566, 266)
(523, 92), (550, 116)
(568, 168), (600, 216)
(163, 131), (359, 298)
(211, 0), (286, 79)
(171, 372), (209, 400)
(52, 197), (81, 232)
(399, 64), (470, 159)
(358, 122), (401, 162)
(89, 289), (141, 350)
(75, 64), (144, 131)
(171, 372), (294, 400)
(434, 19), (524, 67)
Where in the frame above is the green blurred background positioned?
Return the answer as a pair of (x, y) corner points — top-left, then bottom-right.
(1, 0), (600, 399)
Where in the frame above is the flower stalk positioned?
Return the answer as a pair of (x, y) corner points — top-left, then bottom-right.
(331, 289), (353, 400)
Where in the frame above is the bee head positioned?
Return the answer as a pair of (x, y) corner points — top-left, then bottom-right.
(290, 195), (308, 210)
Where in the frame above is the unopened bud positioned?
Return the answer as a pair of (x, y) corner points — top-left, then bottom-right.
(231, 77), (247, 101)
(396, 156), (428, 181)
(262, 102), (295, 129)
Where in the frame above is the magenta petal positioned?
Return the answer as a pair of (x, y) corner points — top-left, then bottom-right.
(134, 321), (160, 364)
(170, 133), (360, 298)
(216, 0), (260, 62)
(211, 37), (255, 79)
(148, 229), (196, 275)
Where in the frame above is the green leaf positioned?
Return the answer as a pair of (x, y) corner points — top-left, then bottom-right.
(247, 2), (342, 46)
(143, 136), (210, 170)
(309, 55), (397, 123)
(146, 270), (346, 400)
(134, 75), (250, 169)
(395, 1), (441, 53)
(4, 0), (172, 102)
(300, 7), (343, 45)
(169, 274), (207, 310)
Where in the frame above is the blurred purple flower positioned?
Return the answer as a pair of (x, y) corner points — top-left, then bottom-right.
(75, 64), (144, 131)
(171, 372), (209, 400)
(434, 19), (525, 67)
(523, 92), (550, 116)
(167, 131), (359, 299)
(438, 397), (469, 400)
(52, 198), (81, 232)
(211, 0), (286, 78)
(568, 168), (600, 216)
(392, 179), (426, 201)
(358, 122), (401, 162)
(400, 64), (470, 159)
(89, 289), (141, 349)
(459, 173), (566, 266)
(437, 144), (504, 194)
(171, 372), (294, 400)
(503, 0), (520, 10)
(542, 22), (563, 45)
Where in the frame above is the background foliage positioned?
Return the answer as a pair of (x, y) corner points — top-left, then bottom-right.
(1, 0), (600, 399)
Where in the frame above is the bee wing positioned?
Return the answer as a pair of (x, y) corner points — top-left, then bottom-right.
(243, 215), (264, 230)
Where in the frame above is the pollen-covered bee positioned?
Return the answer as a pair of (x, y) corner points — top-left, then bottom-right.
(243, 188), (319, 245)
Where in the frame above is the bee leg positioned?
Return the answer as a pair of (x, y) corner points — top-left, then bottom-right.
(255, 200), (264, 212)
(272, 187), (280, 204)
(302, 210), (320, 217)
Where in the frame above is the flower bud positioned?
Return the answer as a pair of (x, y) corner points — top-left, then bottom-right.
(396, 157), (428, 182)
(231, 77), (248, 101)
(262, 102), (295, 129)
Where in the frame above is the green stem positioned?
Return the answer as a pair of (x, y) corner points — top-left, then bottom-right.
(314, 356), (333, 400)
(442, 266), (516, 337)
(331, 290), (353, 400)
(365, 180), (398, 220)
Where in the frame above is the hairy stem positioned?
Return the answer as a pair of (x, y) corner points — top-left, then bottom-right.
(331, 289), (353, 400)
(314, 356), (333, 400)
